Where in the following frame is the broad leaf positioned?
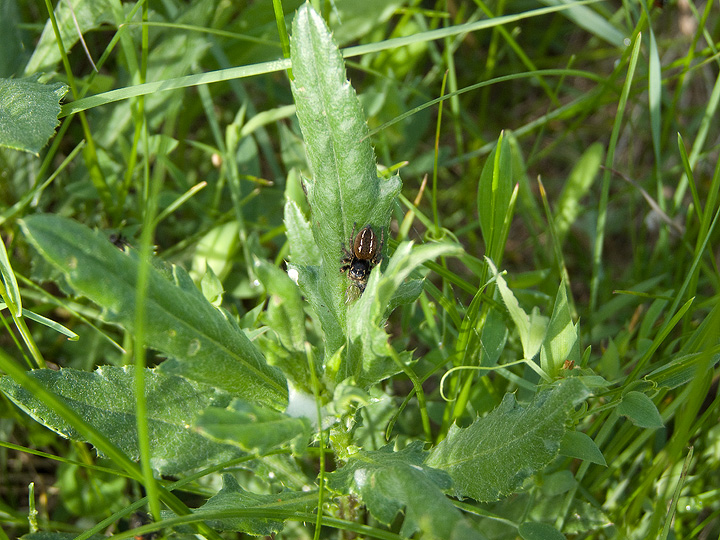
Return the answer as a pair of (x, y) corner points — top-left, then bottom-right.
(560, 431), (607, 466)
(20, 214), (288, 409)
(195, 398), (311, 454)
(617, 391), (664, 429)
(327, 442), (484, 540)
(0, 366), (243, 476)
(0, 76), (68, 155)
(426, 378), (590, 502)
(289, 4), (401, 341)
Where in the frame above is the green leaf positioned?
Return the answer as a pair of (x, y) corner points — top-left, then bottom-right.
(24, 0), (115, 75)
(0, 366), (243, 476)
(0, 231), (21, 315)
(254, 257), (306, 354)
(645, 351), (720, 389)
(560, 431), (607, 466)
(540, 283), (579, 377)
(345, 241), (464, 387)
(21, 535), (105, 540)
(554, 143), (603, 244)
(20, 214), (288, 409)
(617, 391), (664, 429)
(489, 259), (548, 365)
(327, 442), (483, 540)
(518, 521), (567, 540)
(180, 474), (317, 536)
(0, 0), (24, 77)
(289, 3), (401, 337)
(478, 132), (514, 264)
(254, 256), (319, 390)
(0, 76), (68, 155)
(425, 378), (590, 502)
(195, 398), (311, 454)
(536, 0), (625, 46)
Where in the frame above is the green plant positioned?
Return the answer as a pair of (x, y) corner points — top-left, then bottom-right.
(1, 1), (719, 539)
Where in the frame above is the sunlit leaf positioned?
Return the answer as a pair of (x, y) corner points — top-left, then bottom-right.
(0, 366), (242, 476)
(426, 378), (590, 501)
(179, 474), (317, 535)
(195, 398), (311, 454)
(0, 76), (67, 155)
(20, 214), (287, 409)
(327, 442), (483, 540)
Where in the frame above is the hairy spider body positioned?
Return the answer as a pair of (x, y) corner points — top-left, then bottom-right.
(340, 223), (383, 295)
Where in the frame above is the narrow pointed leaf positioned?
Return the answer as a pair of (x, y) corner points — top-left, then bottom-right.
(489, 258), (547, 362)
(540, 283), (579, 377)
(346, 241), (464, 387)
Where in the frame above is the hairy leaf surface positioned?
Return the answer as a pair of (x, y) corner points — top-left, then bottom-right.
(0, 366), (242, 475)
(180, 474), (317, 536)
(327, 442), (484, 540)
(0, 76), (67, 155)
(426, 378), (589, 501)
(195, 398), (311, 454)
(20, 214), (287, 409)
(289, 4), (401, 345)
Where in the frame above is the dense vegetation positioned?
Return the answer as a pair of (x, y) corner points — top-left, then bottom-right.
(1, 0), (719, 539)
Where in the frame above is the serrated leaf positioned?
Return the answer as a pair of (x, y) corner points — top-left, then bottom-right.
(289, 4), (401, 336)
(560, 431), (607, 466)
(327, 442), (483, 540)
(181, 474), (317, 536)
(195, 398), (311, 454)
(617, 391), (664, 429)
(425, 378), (590, 502)
(20, 214), (287, 409)
(0, 366), (243, 476)
(0, 76), (68, 155)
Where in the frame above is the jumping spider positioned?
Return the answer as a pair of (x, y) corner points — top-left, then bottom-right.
(340, 223), (383, 295)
